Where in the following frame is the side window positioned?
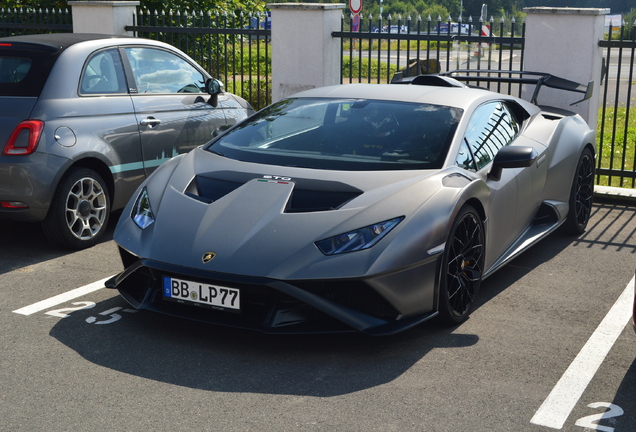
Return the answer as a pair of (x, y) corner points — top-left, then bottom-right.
(80, 49), (127, 94)
(463, 101), (519, 170)
(124, 47), (206, 94)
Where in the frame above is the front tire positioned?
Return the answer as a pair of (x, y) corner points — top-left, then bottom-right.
(438, 205), (485, 325)
(563, 147), (594, 235)
(42, 168), (110, 249)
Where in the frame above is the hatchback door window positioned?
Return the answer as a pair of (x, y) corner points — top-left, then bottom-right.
(124, 47), (206, 94)
(80, 49), (127, 94)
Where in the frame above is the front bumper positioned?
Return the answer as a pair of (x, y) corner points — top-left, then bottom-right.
(106, 248), (440, 335)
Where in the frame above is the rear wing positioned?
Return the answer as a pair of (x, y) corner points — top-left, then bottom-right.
(391, 70), (593, 106)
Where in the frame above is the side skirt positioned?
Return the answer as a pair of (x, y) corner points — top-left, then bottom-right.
(483, 200), (567, 279)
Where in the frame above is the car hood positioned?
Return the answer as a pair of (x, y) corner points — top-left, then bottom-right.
(115, 147), (463, 280)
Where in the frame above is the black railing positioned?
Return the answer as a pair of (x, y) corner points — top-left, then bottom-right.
(597, 25), (636, 188)
(333, 14), (525, 97)
(127, 9), (271, 111)
(0, 7), (72, 36)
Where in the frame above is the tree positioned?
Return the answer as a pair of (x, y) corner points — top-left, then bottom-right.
(0, 0), (266, 12)
(142, 0), (265, 14)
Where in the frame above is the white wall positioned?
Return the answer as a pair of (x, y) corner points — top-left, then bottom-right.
(523, 7), (608, 130)
(268, 3), (346, 102)
(68, 1), (139, 36)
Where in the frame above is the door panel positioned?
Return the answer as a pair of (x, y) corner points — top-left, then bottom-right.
(130, 94), (227, 175)
(459, 101), (528, 269)
(123, 47), (227, 176)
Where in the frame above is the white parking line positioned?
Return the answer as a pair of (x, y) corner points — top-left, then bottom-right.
(12, 276), (112, 316)
(530, 276), (635, 429)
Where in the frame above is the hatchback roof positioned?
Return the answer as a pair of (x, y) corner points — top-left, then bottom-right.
(0, 33), (125, 51)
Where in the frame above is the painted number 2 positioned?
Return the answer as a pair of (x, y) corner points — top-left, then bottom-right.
(575, 402), (624, 432)
(45, 301), (96, 317)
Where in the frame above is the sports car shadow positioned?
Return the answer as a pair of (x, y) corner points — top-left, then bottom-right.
(49, 294), (478, 396)
(473, 202), (636, 314)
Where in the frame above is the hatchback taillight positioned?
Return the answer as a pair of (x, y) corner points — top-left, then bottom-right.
(3, 120), (44, 156)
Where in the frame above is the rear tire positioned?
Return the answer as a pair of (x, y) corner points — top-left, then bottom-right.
(563, 147), (594, 235)
(438, 205), (485, 325)
(42, 168), (110, 249)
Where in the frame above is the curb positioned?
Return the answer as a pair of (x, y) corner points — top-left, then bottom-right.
(594, 185), (636, 204)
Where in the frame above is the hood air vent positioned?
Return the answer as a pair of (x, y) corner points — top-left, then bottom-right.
(286, 188), (361, 213)
(185, 172), (363, 212)
(185, 176), (243, 204)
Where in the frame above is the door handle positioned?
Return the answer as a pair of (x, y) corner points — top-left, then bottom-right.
(140, 117), (161, 127)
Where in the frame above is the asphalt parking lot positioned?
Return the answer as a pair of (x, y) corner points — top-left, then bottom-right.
(1, 198), (635, 431)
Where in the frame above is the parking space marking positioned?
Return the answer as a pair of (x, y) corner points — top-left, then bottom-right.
(12, 276), (112, 316)
(530, 276), (635, 429)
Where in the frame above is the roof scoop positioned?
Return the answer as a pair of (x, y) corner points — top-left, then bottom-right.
(391, 73), (467, 88)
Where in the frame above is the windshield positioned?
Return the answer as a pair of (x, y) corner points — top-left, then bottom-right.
(205, 98), (462, 171)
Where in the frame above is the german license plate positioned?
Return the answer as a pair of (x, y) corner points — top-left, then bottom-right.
(163, 276), (240, 311)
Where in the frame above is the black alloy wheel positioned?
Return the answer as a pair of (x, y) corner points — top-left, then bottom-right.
(564, 147), (595, 235)
(439, 205), (485, 325)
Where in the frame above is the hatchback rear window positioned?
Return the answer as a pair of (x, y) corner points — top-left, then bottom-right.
(0, 57), (32, 83)
(0, 44), (61, 97)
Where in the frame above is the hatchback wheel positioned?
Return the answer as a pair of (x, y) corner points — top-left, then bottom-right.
(43, 168), (110, 249)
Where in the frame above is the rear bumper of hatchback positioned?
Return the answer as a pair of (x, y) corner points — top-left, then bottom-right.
(0, 152), (66, 221)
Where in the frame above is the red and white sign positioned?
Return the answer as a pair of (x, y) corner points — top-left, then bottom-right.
(349, 0), (362, 15)
(352, 14), (360, 32)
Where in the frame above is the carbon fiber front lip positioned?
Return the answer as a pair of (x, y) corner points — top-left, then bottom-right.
(106, 258), (437, 335)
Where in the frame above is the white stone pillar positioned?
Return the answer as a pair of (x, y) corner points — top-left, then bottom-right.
(268, 3), (346, 102)
(68, 1), (139, 36)
(522, 7), (609, 131)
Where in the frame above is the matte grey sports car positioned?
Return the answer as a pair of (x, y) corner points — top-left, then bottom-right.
(0, 33), (251, 248)
(107, 72), (596, 334)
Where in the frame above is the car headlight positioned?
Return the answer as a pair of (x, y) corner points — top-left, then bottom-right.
(131, 187), (155, 230)
(315, 217), (404, 255)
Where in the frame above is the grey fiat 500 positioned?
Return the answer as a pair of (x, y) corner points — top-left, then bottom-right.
(0, 33), (252, 248)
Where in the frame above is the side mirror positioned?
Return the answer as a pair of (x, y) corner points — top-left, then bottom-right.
(206, 78), (223, 95)
(488, 146), (538, 181)
(206, 78), (223, 107)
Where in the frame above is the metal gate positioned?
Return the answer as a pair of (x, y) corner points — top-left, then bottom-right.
(333, 14), (525, 97)
(597, 26), (636, 187)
